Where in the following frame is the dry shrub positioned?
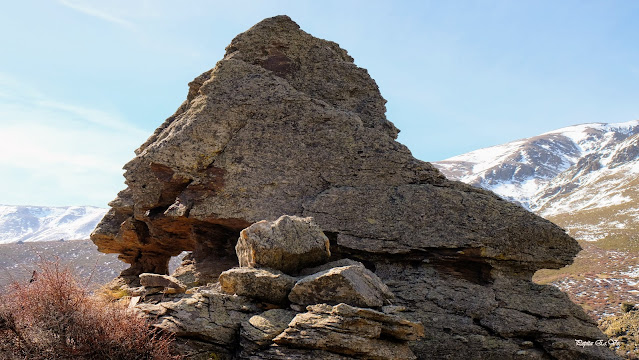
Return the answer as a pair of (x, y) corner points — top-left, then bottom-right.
(0, 260), (180, 359)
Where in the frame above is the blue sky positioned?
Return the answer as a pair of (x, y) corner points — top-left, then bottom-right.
(1, 1), (638, 207)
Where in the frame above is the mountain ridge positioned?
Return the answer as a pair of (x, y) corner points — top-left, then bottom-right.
(434, 119), (639, 322)
(434, 119), (639, 241)
(0, 204), (107, 244)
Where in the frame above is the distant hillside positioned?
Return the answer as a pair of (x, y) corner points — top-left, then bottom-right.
(0, 240), (184, 290)
(434, 120), (639, 320)
(0, 240), (126, 289)
(0, 205), (107, 244)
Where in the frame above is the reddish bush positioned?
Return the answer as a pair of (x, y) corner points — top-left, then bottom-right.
(0, 260), (180, 359)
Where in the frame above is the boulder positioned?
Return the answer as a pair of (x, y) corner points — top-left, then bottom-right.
(135, 290), (259, 352)
(240, 309), (296, 351)
(298, 258), (361, 276)
(93, 15), (618, 359)
(312, 303), (425, 341)
(219, 267), (296, 304)
(289, 263), (394, 308)
(235, 215), (330, 274)
(139, 273), (186, 293)
(273, 303), (419, 360)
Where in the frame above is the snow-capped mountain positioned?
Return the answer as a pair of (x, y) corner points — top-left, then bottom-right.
(434, 120), (639, 241)
(0, 205), (107, 244)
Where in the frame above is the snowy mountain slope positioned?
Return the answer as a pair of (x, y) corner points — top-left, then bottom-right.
(433, 120), (639, 241)
(0, 205), (107, 244)
(435, 132), (579, 209)
(434, 120), (639, 320)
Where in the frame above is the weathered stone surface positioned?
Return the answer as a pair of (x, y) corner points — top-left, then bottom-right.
(92, 15), (617, 359)
(298, 258), (360, 276)
(273, 303), (418, 360)
(245, 348), (355, 360)
(135, 290), (259, 349)
(309, 303), (424, 341)
(289, 263), (393, 308)
(235, 215), (330, 273)
(375, 262), (620, 360)
(240, 309), (296, 352)
(219, 267), (295, 304)
(139, 273), (186, 293)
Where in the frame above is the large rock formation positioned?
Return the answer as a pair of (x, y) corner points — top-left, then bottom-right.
(92, 15), (619, 359)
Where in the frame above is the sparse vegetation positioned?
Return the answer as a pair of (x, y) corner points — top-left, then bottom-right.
(534, 239), (639, 321)
(0, 260), (180, 359)
(622, 303), (636, 313)
(600, 309), (639, 359)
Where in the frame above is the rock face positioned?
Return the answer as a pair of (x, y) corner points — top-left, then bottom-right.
(139, 273), (186, 292)
(92, 15), (619, 359)
(273, 304), (421, 360)
(288, 263), (394, 307)
(132, 215), (422, 359)
(235, 215), (330, 273)
(219, 267), (295, 304)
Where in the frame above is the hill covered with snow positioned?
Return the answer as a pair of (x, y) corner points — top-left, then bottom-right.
(0, 205), (107, 244)
(434, 120), (639, 319)
(434, 120), (639, 241)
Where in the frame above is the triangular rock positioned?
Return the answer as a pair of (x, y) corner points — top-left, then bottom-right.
(92, 15), (618, 359)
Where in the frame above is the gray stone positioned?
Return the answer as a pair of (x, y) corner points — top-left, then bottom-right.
(235, 215), (330, 274)
(240, 309), (296, 351)
(135, 290), (259, 348)
(308, 303), (424, 341)
(273, 303), (418, 360)
(219, 267), (296, 304)
(289, 263), (393, 308)
(298, 258), (360, 276)
(246, 348), (355, 360)
(92, 15), (617, 360)
(139, 273), (186, 293)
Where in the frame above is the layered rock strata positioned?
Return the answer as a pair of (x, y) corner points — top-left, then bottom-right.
(134, 215), (423, 359)
(92, 15), (619, 359)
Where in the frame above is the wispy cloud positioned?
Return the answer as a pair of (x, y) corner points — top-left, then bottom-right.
(57, 0), (136, 30)
(0, 73), (148, 207)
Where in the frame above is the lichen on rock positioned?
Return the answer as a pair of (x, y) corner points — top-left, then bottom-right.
(92, 15), (619, 359)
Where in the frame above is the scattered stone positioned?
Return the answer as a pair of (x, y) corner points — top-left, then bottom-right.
(600, 310), (639, 358)
(240, 309), (296, 352)
(289, 263), (394, 308)
(298, 258), (360, 276)
(236, 215), (330, 274)
(273, 303), (418, 360)
(136, 291), (259, 349)
(139, 273), (186, 293)
(219, 267), (296, 304)
(245, 347), (354, 360)
(309, 303), (424, 341)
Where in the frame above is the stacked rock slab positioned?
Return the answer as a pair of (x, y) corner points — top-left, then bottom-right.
(92, 15), (619, 359)
(135, 215), (423, 359)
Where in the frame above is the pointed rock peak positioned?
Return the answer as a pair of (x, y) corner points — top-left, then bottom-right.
(231, 15), (301, 41)
(90, 17), (612, 359)
(223, 14), (397, 138)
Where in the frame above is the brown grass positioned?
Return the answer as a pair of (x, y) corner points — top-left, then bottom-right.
(0, 260), (180, 359)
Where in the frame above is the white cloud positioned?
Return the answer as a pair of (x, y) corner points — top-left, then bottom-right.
(57, 0), (136, 30)
(0, 74), (148, 207)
